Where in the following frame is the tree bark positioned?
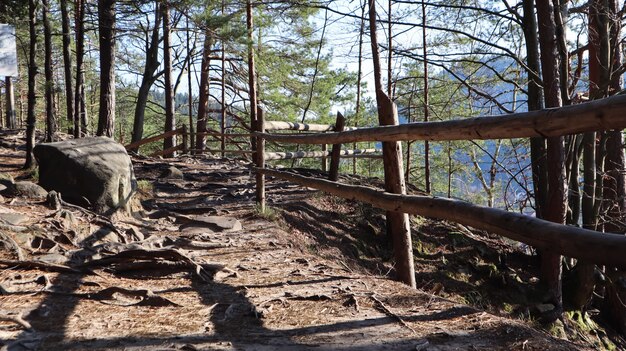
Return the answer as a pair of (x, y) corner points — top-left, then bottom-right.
(368, 0), (415, 288)
(353, 0), (365, 175)
(60, 0), (73, 128)
(195, 33), (212, 151)
(162, 3), (175, 156)
(131, 1), (161, 150)
(24, 0), (37, 168)
(246, 0), (258, 153)
(536, 0), (566, 320)
(96, 0), (116, 138)
(523, 0), (547, 219)
(74, 0), (86, 137)
(5, 77), (16, 129)
(422, 0), (431, 194)
(42, 0), (56, 142)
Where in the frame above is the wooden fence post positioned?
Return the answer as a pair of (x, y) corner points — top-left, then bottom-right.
(182, 124), (188, 154)
(329, 112), (345, 181)
(256, 109), (266, 212)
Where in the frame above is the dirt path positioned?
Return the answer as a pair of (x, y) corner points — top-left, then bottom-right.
(0, 140), (593, 350)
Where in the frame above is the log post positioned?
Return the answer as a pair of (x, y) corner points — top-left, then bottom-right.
(182, 124), (188, 154)
(255, 109), (265, 212)
(329, 112), (345, 181)
(321, 143), (328, 171)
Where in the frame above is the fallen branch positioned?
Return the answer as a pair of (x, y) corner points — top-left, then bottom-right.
(370, 294), (416, 334)
(0, 259), (85, 274)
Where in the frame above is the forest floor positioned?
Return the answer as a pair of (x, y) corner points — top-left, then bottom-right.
(0, 130), (622, 350)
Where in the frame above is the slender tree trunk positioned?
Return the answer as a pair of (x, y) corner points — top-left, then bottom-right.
(353, 0), (366, 175)
(131, 1), (161, 150)
(74, 0), (86, 137)
(422, 0), (431, 193)
(42, 0), (56, 142)
(24, 0), (38, 168)
(536, 0), (566, 320)
(246, 0), (258, 152)
(368, 0), (415, 288)
(601, 0), (626, 334)
(5, 77), (16, 129)
(186, 16), (195, 153)
(195, 33), (212, 151)
(162, 3), (175, 156)
(60, 0), (73, 128)
(523, 0), (547, 219)
(96, 0), (116, 137)
(387, 0), (392, 97)
(220, 0), (226, 157)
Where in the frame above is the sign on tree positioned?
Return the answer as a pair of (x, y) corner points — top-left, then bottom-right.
(0, 24), (18, 77)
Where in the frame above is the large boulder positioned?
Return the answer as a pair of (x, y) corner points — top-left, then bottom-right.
(34, 136), (137, 215)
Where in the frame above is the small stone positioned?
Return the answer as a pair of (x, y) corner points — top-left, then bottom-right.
(159, 166), (184, 180)
(36, 253), (68, 265)
(14, 181), (48, 199)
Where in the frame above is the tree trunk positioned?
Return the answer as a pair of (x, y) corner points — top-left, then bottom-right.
(5, 77), (16, 129)
(24, 0), (38, 168)
(60, 0), (73, 128)
(353, 0), (366, 175)
(96, 0), (116, 138)
(186, 16), (195, 152)
(162, 3), (175, 156)
(422, 0), (431, 194)
(195, 33), (212, 151)
(246, 0), (258, 153)
(368, 0), (415, 288)
(536, 0), (566, 320)
(601, 0), (626, 334)
(131, 1), (161, 150)
(74, 0), (86, 137)
(523, 0), (547, 219)
(42, 0), (56, 142)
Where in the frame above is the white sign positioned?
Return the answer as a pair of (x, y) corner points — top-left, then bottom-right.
(0, 24), (18, 77)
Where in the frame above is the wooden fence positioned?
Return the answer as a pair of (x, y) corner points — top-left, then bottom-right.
(254, 93), (626, 287)
(124, 125), (254, 158)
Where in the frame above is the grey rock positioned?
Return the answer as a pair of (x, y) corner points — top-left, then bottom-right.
(179, 215), (242, 232)
(159, 166), (184, 180)
(46, 190), (62, 210)
(34, 136), (137, 215)
(0, 212), (29, 226)
(14, 181), (48, 199)
(36, 253), (68, 265)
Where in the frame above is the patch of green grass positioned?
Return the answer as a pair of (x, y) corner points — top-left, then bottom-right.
(254, 204), (279, 221)
(28, 167), (39, 181)
(137, 179), (153, 193)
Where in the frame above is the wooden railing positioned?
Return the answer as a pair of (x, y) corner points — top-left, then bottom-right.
(124, 126), (255, 158)
(254, 93), (626, 284)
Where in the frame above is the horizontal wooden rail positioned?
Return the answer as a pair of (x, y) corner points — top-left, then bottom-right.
(150, 144), (184, 157)
(188, 149), (254, 154)
(192, 132), (252, 138)
(259, 94), (626, 144)
(258, 168), (626, 268)
(264, 121), (359, 132)
(125, 127), (185, 150)
(264, 148), (381, 161)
